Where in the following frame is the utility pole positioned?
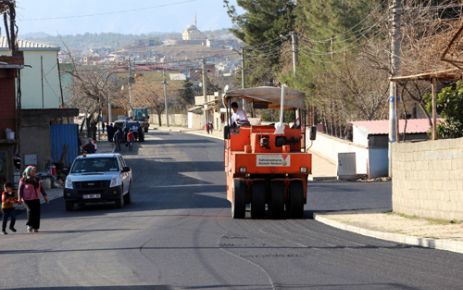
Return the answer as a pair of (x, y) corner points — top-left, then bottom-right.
(388, 0), (401, 177)
(40, 56), (45, 108)
(162, 68), (169, 127)
(290, 32), (301, 125)
(108, 92), (112, 124)
(202, 58), (208, 126)
(128, 58), (133, 114)
(241, 47), (245, 88)
(290, 32), (297, 76)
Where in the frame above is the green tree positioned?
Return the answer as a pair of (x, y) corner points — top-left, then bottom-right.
(287, 0), (385, 136)
(426, 81), (463, 138)
(224, 0), (296, 86)
(179, 80), (195, 105)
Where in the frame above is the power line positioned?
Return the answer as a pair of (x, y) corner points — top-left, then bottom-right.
(21, 0), (199, 21)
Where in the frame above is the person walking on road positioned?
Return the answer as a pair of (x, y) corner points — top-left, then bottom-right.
(18, 166), (48, 233)
(113, 128), (122, 152)
(2, 182), (19, 235)
(107, 123), (114, 142)
(208, 121), (214, 134)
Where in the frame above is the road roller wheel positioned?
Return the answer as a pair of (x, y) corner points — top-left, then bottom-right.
(270, 181), (285, 219)
(251, 181), (266, 219)
(287, 181), (304, 219)
(232, 179), (246, 219)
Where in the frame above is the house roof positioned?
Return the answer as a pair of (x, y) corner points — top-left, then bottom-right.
(0, 36), (60, 51)
(351, 119), (437, 135)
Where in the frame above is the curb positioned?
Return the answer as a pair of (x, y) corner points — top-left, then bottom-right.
(309, 176), (339, 182)
(314, 214), (463, 255)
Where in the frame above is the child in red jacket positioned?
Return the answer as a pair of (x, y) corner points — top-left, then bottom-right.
(2, 182), (19, 235)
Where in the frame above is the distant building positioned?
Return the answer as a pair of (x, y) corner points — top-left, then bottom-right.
(169, 73), (187, 81)
(182, 16), (206, 41)
(182, 24), (206, 41)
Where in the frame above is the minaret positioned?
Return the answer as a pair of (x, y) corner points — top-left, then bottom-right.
(194, 13), (197, 27)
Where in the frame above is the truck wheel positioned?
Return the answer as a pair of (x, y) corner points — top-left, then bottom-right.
(124, 192), (131, 204)
(65, 201), (74, 211)
(251, 181), (266, 219)
(287, 181), (304, 218)
(231, 179), (246, 219)
(270, 181), (285, 219)
(115, 193), (125, 209)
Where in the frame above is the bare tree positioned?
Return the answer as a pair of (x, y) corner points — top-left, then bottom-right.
(66, 63), (122, 139)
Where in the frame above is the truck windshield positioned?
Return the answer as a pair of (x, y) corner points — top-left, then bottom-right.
(71, 158), (120, 173)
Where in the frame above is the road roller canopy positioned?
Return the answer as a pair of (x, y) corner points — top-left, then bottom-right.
(224, 86), (306, 110)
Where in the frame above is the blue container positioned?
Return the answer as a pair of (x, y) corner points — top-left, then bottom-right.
(50, 124), (79, 167)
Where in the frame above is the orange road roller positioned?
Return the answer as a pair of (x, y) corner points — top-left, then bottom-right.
(223, 86), (316, 219)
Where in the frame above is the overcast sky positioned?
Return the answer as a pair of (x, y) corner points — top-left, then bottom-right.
(15, 0), (238, 35)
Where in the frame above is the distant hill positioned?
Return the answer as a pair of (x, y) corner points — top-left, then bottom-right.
(19, 32), (167, 51)
(19, 29), (237, 52)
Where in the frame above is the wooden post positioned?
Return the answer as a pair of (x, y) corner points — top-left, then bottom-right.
(431, 78), (437, 140)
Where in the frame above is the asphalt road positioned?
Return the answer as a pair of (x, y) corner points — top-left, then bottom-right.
(0, 131), (462, 290)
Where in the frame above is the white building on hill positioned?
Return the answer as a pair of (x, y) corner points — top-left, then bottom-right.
(182, 16), (206, 41)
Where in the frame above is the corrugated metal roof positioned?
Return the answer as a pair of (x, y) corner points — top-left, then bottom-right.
(351, 119), (439, 135)
(0, 36), (59, 50)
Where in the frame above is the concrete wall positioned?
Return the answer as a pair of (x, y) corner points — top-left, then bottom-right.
(187, 112), (203, 129)
(308, 131), (369, 175)
(353, 125), (369, 147)
(392, 138), (463, 220)
(149, 113), (188, 127)
(21, 51), (61, 109)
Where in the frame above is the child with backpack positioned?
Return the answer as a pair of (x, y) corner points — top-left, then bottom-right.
(2, 182), (19, 235)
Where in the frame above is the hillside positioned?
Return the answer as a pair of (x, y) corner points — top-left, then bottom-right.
(20, 29), (237, 51)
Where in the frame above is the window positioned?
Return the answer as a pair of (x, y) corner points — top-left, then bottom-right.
(71, 158), (120, 173)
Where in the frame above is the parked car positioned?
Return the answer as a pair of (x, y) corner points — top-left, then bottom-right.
(114, 119), (144, 142)
(63, 153), (132, 210)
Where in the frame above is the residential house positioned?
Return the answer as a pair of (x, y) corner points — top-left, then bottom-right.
(0, 37), (78, 173)
(0, 54), (23, 185)
(188, 92), (225, 131)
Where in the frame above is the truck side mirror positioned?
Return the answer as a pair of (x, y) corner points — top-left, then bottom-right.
(224, 125), (230, 140)
(310, 126), (317, 141)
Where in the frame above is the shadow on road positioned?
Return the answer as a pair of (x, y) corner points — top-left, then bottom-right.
(1, 282), (422, 290)
(4, 286), (172, 290)
(142, 138), (218, 146)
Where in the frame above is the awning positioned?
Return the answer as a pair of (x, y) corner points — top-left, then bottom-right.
(188, 105), (203, 114)
(224, 86), (306, 109)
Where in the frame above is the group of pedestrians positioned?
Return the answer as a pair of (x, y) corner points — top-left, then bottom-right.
(110, 124), (139, 153)
(205, 121), (214, 134)
(2, 165), (48, 235)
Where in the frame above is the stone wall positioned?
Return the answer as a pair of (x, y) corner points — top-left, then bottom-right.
(392, 138), (463, 221)
(149, 114), (188, 127)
